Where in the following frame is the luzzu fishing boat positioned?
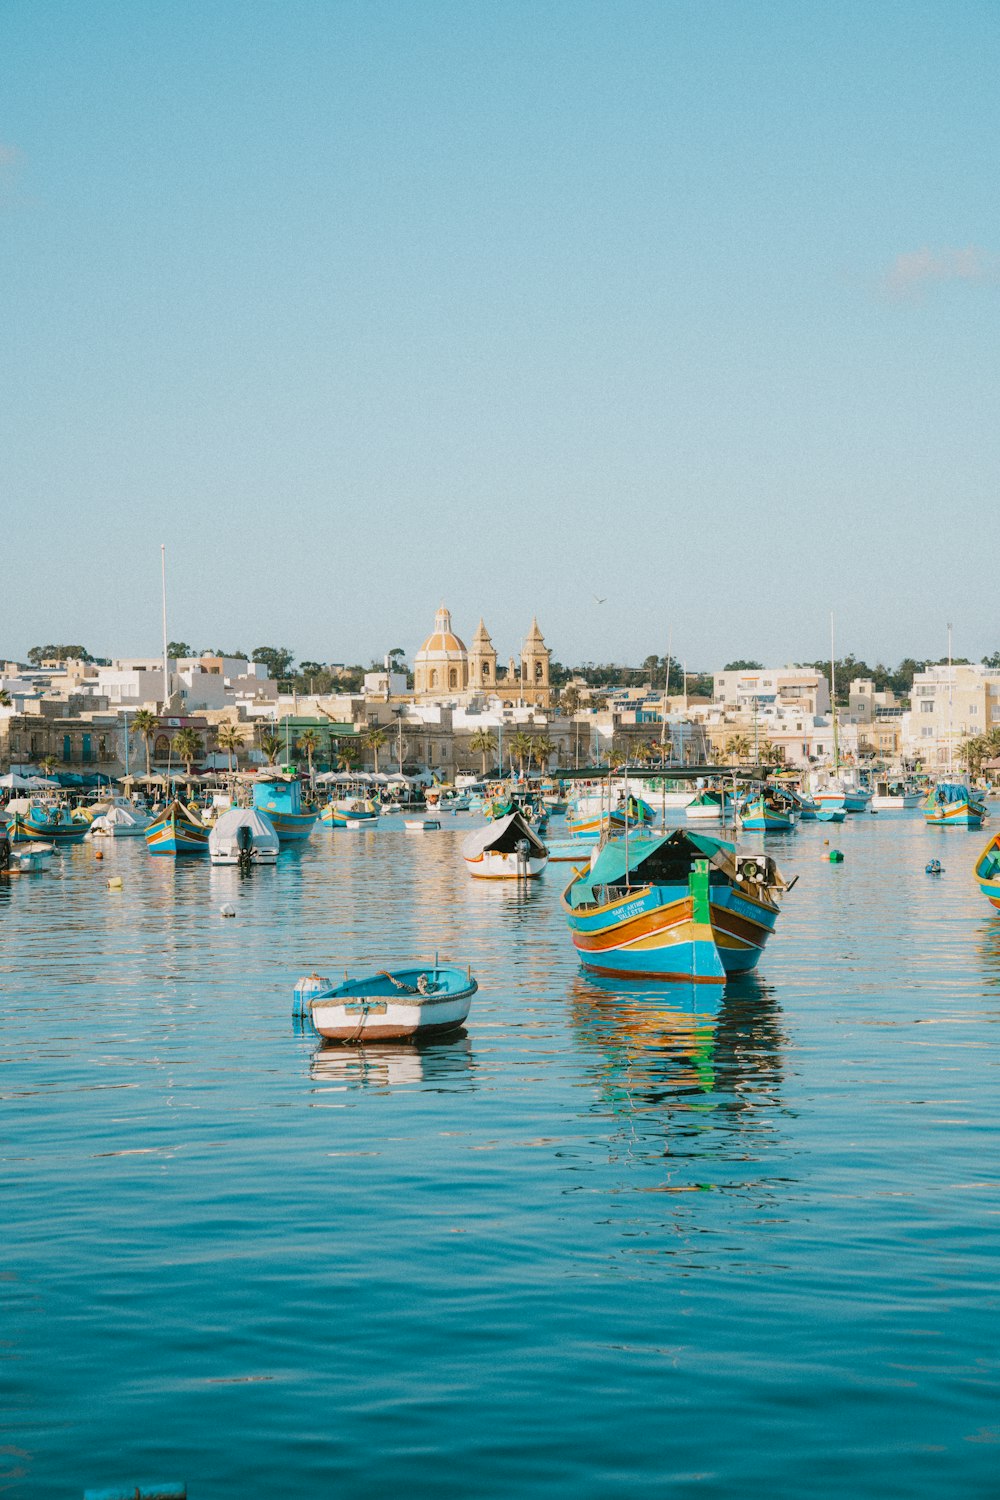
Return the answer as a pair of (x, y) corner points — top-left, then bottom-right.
(10, 805), (90, 844)
(684, 789), (730, 822)
(738, 786), (800, 832)
(974, 831), (1000, 908)
(320, 796), (380, 829)
(145, 798), (210, 855)
(562, 829), (791, 984)
(566, 795), (655, 840)
(923, 782), (989, 829)
(251, 775), (318, 842)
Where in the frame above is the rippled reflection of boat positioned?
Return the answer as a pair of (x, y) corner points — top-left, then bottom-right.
(308, 1031), (474, 1090)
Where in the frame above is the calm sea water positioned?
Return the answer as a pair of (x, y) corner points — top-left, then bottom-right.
(3, 810), (1000, 1497)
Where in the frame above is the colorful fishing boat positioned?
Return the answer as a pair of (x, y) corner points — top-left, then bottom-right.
(738, 786), (800, 832)
(294, 964), (477, 1041)
(812, 780), (871, 813)
(562, 829), (790, 983)
(9, 805), (90, 844)
(144, 798), (210, 855)
(566, 795), (655, 840)
(251, 775), (318, 842)
(319, 796), (380, 828)
(923, 782), (989, 829)
(974, 832), (1000, 906)
(816, 806), (846, 823)
(684, 789), (729, 822)
(461, 810), (548, 879)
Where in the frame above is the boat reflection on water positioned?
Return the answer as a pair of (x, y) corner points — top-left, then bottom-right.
(307, 1029), (475, 1095)
(570, 971), (786, 1168)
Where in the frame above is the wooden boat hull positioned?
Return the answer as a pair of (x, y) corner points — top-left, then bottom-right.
(12, 812), (89, 844)
(975, 832), (1000, 907)
(307, 967), (477, 1041)
(320, 803), (379, 828)
(264, 808), (318, 842)
(740, 798), (797, 831)
(145, 806), (209, 855)
(463, 849), (548, 879)
(925, 802), (986, 829)
(565, 811), (647, 839)
(563, 879), (779, 983)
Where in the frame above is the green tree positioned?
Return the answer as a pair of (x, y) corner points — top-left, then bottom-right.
(509, 731), (533, 772)
(252, 646), (295, 680)
(296, 728), (319, 781)
(559, 685), (581, 715)
(167, 641), (194, 659)
(533, 734), (556, 770)
(216, 722), (246, 773)
(725, 734), (752, 764)
(27, 644), (92, 666)
(260, 732), (282, 766)
(469, 728), (496, 775)
(338, 743), (360, 771)
(172, 728), (202, 774)
(131, 709), (158, 776)
(363, 725), (388, 773)
(0, 689), (11, 707)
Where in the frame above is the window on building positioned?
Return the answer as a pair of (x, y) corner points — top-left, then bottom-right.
(449, 669), (457, 689)
(921, 701), (934, 713)
(430, 670), (438, 689)
(921, 726), (934, 737)
(482, 663), (490, 680)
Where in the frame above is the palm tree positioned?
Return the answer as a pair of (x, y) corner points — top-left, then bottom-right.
(363, 725), (388, 773)
(260, 732), (282, 766)
(758, 738), (783, 766)
(338, 743), (360, 772)
(132, 708), (158, 776)
(172, 728), (202, 775)
(725, 733), (752, 765)
(533, 734), (556, 771)
(0, 689), (11, 707)
(609, 742), (628, 771)
(216, 722), (246, 773)
(509, 730), (533, 773)
(297, 728), (320, 782)
(469, 727), (497, 775)
(38, 753), (58, 778)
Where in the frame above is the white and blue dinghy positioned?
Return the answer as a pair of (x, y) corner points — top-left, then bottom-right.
(294, 964), (477, 1041)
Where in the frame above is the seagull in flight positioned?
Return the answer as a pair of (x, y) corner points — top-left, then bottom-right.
(593, 594), (607, 604)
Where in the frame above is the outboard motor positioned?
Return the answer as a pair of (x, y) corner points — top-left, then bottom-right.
(0, 832), (9, 873)
(236, 822), (254, 875)
(515, 836), (531, 880)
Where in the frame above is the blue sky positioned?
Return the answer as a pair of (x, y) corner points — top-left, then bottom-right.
(3, 1), (998, 672)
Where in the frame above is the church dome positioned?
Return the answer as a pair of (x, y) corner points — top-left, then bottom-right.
(416, 604), (467, 661)
(414, 605), (469, 697)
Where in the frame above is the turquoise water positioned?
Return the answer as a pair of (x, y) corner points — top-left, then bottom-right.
(3, 811), (1000, 1497)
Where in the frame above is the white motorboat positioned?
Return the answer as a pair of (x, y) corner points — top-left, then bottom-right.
(209, 807), (280, 864)
(405, 819), (440, 832)
(461, 811), (548, 879)
(91, 803), (153, 837)
(870, 778), (923, 811)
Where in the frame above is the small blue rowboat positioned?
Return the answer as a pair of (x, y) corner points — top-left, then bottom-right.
(816, 807), (846, 823)
(294, 965), (477, 1040)
(11, 806), (90, 844)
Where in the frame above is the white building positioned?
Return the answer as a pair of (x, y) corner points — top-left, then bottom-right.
(713, 668), (830, 717)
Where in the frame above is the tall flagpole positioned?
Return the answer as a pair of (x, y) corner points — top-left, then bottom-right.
(161, 544), (170, 712)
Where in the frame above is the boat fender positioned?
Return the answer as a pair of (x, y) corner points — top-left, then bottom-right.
(827, 850), (844, 863)
(95, 849), (104, 860)
(220, 904), (236, 918)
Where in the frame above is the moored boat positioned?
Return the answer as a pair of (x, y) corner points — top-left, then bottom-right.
(562, 828), (790, 984)
(209, 807), (280, 865)
(461, 810), (548, 879)
(296, 965), (477, 1041)
(870, 778), (923, 811)
(91, 803), (153, 837)
(924, 782), (988, 829)
(10, 805), (90, 844)
(319, 796), (380, 828)
(145, 798), (210, 855)
(974, 831), (1000, 907)
(738, 785), (800, 832)
(251, 775), (318, 842)
(684, 789), (729, 822)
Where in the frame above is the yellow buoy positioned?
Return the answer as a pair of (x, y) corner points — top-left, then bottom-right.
(107, 876), (123, 889)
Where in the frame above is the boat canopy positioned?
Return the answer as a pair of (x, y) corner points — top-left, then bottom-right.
(932, 782), (973, 804)
(587, 828), (738, 890)
(209, 807), (280, 857)
(101, 804), (148, 829)
(461, 811), (548, 860)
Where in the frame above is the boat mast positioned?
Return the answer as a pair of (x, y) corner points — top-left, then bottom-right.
(947, 621), (953, 777)
(160, 543), (170, 713)
(830, 611), (839, 777)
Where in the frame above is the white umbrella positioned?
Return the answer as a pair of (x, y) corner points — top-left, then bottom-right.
(0, 772), (32, 789)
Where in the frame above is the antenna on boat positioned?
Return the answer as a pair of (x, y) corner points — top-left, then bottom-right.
(947, 621), (954, 777)
(160, 543), (170, 713)
(830, 610), (839, 777)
